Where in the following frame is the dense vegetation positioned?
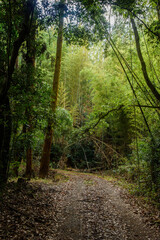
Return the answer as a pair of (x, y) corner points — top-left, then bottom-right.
(0, 0), (160, 205)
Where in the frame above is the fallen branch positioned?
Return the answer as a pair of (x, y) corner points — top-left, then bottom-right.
(91, 136), (122, 158)
(93, 139), (111, 167)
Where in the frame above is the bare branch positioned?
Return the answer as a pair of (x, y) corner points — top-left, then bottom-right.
(84, 105), (124, 134)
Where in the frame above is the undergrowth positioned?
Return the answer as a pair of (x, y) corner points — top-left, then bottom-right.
(101, 169), (160, 210)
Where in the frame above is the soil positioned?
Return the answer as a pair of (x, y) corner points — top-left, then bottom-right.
(0, 170), (160, 240)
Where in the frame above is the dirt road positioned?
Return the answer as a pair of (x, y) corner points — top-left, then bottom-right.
(0, 170), (160, 240)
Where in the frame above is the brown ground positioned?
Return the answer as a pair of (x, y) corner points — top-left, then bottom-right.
(0, 170), (160, 240)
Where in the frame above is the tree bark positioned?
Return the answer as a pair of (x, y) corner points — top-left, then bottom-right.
(39, 0), (65, 178)
(131, 18), (160, 102)
(24, 14), (36, 178)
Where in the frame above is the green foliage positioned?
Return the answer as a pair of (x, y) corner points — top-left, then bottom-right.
(50, 143), (64, 168)
(67, 140), (100, 169)
(138, 136), (160, 186)
(54, 107), (73, 139)
(60, 45), (91, 126)
(1, 0), (160, 204)
(119, 133), (160, 203)
(50, 108), (73, 168)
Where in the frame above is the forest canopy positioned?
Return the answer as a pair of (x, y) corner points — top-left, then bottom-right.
(0, 0), (160, 203)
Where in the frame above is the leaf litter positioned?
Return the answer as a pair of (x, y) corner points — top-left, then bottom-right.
(0, 170), (160, 240)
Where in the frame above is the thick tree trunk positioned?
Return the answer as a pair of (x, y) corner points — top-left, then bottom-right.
(39, 123), (54, 177)
(131, 18), (160, 102)
(39, 0), (64, 178)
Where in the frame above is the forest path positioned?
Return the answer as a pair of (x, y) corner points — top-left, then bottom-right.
(0, 170), (160, 240)
(49, 170), (160, 240)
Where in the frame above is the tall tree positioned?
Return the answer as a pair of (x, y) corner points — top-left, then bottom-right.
(39, 0), (65, 178)
(0, 0), (36, 185)
(25, 14), (36, 178)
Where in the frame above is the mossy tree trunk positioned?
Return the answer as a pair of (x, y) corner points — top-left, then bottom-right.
(39, 0), (65, 178)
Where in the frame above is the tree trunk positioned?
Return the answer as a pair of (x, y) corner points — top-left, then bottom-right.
(0, 0), (35, 186)
(131, 18), (158, 185)
(39, 0), (65, 178)
(25, 148), (33, 177)
(131, 18), (160, 102)
(39, 123), (54, 178)
(157, 0), (160, 20)
(0, 96), (12, 186)
(24, 15), (36, 178)
(13, 124), (26, 177)
(0, 0), (35, 103)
